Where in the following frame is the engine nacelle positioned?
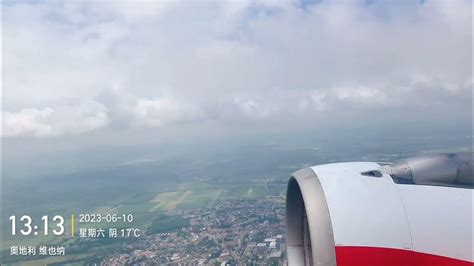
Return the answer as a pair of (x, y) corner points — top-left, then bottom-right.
(286, 153), (473, 266)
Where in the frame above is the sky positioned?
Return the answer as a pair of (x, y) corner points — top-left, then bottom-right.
(1, 0), (472, 150)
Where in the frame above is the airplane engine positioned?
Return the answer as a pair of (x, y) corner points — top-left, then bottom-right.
(286, 153), (473, 266)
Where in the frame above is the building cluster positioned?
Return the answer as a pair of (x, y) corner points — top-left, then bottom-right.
(102, 198), (287, 265)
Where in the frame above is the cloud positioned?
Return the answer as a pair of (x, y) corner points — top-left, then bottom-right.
(2, 102), (110, 137)
(90, 1), (174, 24)
(2, 0), (471, 138)
(132, 98), (204, 128)
(332, 86), (387, 105)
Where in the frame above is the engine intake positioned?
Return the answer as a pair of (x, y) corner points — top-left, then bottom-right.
(286, 168), (336, 266)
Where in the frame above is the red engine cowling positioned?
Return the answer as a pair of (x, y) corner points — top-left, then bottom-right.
(286, 153), (473, 266)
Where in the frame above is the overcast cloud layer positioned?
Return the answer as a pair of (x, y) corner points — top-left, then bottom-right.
(2, 0), (472, 138)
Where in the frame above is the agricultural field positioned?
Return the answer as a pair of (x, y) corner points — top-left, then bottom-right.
(147, 181), (276, 212)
